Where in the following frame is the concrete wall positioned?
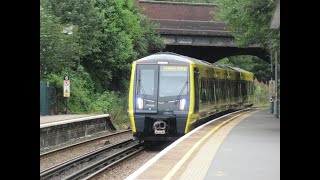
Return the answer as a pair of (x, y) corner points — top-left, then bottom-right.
(40, 115), (116, 150)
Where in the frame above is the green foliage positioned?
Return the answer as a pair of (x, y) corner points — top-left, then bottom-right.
(41, 0), (164, 129)
(90, 91), (130, 129)
(40, 3), (81, 79)
(153, 0), (215, 3)
(215, 55), (271, 83)
(253, 79), (269, 108)
(214, 0), (280, 103)
(46, 68), (130, 129)
(214, 0), (280, 52)
(41, 0), (164, 92)
(46, 66), (94, 113)
(43, 0), (164, 93)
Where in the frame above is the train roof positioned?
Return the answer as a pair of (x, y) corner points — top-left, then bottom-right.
(213, 64), (250, 73)
(135, 52), (252, 74)
(135, 52), (193, 64)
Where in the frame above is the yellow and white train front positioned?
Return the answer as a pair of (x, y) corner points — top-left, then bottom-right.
(128, 61), (190, 141)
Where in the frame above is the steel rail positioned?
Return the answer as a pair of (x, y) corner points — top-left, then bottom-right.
(40, 130), (131, 158)
(40, 139), (135, 179)
(64, 143), (145, 180)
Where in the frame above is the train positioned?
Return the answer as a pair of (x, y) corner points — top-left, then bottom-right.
(128, 52), (254, 141)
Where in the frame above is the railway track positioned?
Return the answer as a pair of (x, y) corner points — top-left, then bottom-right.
(40, 130), (132, 158)
(40, 139), (145, 180)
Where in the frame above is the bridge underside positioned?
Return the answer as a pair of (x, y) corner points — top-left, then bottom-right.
(154, 23), (269, 63)
(164, 45), (269, 63)
(136, 1), (270, 63)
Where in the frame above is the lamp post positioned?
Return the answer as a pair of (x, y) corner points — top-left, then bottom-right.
(62, 25), (73, 114)
(274, 51), (278, 118)
(270, 0), (280, 118)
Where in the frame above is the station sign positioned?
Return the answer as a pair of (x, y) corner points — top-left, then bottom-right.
(64, 76), (70, 97)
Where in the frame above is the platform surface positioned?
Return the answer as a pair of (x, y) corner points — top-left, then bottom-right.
(126, 109), (280, 180)
(40, 114), (97, 124)
(203, 109), (280, 180)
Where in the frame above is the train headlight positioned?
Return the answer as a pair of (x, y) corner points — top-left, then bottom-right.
(179, 98), (186, 110)
(137, 98), (144, 109)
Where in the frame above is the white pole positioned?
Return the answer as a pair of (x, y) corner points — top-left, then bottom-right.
(274, 51), (278, 118)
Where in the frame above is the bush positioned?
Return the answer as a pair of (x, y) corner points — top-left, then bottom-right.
(45, 70), (130, 129)
(90, 91), (129, 130)
(46, 67), (94, 114)
(253, 78), (269, 108)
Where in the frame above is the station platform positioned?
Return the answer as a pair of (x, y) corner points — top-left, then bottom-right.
(126, 109), (280, 180)
(40, 114), (98, 125)
(40, 114), (115, 151)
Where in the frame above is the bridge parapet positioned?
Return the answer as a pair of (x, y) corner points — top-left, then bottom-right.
(136, 0), (218, 21)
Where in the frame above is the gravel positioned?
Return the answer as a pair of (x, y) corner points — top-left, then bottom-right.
(48, 141), (139, 180)
(92, 143), (172, 180)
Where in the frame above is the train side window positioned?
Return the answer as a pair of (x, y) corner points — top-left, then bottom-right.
(239, 81), (242, 99)
(210, 79), (213, 102)
(233, 81), (236, 98)
(208, 79), (210, 103)
(194, 68), (199, 113)
(213, 80), (216, 103)
(202, 78), (207, 103)
(206, 79), (210, 103)
(227, 80), (230, 101)
(216, 80), (220, 101)
(200, 79), (203, 102)
(235, 81), (237, 99)
(230, 81), (233, 101)
(235, 81), (238, 98)
(221, 80), (225, 101)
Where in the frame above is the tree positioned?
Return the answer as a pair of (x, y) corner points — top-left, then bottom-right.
(214, 0), (280, 52)
(40, 3), (80, 79)
(42, 0), (164, 92)
(153, 0), (214, 3)
(216, 55), (271, 83)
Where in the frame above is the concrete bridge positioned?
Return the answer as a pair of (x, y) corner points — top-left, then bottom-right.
(135, 0), (269, 63)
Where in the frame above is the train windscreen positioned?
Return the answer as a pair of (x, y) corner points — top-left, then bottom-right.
(159, 66), (188, 97)
(135, 64), (189, 112)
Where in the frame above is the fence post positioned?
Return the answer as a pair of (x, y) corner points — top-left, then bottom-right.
(40, 81), (49, 115)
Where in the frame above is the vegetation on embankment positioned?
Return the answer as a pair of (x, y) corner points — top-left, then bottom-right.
(41, 0), (165, 129)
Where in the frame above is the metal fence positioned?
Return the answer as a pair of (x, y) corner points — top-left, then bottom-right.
(40, 81), (61, 115)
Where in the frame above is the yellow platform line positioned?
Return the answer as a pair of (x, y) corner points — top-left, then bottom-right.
(178, 111), (254, 179)
(163, 111), (249, 180)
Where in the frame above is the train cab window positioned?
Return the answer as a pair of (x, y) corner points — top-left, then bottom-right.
(139, 69), (155, 96)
